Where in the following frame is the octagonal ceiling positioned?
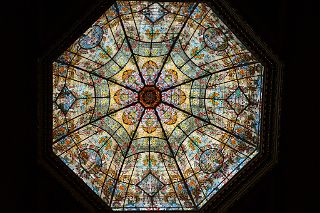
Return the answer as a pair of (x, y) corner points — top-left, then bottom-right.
(42, 0), (281, 212)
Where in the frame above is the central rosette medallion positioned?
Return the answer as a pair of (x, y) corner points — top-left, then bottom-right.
(139, 86), (161, 108)
(111, 59), (188, 134)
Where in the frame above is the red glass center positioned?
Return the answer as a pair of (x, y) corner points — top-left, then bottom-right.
(139, 86), (161, 108)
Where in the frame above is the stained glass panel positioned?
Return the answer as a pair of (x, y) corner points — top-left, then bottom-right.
(52, 1), (264, 211)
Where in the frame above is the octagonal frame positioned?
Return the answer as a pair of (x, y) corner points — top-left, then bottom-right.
(38, 0), (283, 212)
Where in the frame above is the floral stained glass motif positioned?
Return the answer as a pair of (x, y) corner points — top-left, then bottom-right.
(52, 1), (264, 211)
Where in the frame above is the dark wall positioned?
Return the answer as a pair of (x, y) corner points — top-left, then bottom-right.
(5, 0), (320, 212)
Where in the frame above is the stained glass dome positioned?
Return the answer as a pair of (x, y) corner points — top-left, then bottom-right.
(48, 0), (271, 211)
